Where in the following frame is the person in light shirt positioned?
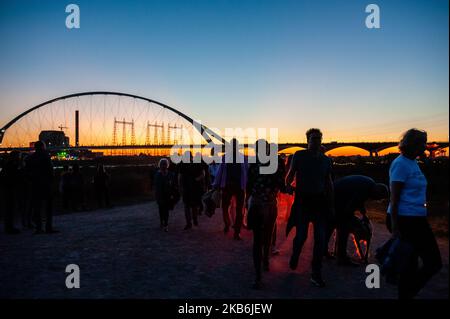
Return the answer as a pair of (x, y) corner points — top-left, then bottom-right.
(387, 128), (442, 299)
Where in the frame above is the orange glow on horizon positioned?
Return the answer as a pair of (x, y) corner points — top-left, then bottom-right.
(326, 146), (370, 157)
(378, 146), (400, 156)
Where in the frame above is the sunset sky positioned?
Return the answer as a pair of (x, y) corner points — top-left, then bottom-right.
(0, 0), (448, 144)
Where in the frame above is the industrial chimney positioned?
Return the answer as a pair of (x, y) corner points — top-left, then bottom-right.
(75, 110), (79, 147)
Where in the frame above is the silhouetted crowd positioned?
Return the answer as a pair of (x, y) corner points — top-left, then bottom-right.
(0, 128), (443, 299)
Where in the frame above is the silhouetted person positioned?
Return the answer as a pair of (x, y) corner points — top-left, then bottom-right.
(246, 139), (286, 289)
(326, 175), (388, 265)
(25, 141), (57, 234)
(18, 152), (33, 229)
(213, 138), (248, 240)
(178, 152), (206, 230)
(387, 129), (442, 299)
(59, 165), (72, 210)
(285, 128), (334, 287)
(154, 158), (177, 232)
(70, 163), (85, 211)
(94, 164), (110, 208)
(0, 151), (22, 234)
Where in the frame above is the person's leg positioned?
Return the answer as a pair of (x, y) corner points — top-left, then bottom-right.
(96, 189), (102, 208)
(158, 204), (164, 227)
(323, 212), (336, 257)
(233, 188), (245, 238)
(62, 189), (69, 210)
(336, 215), (352, 260)
(104, 187), (110, 207)
(397, 217), (421, 298)
(290, 209), (309, 270)
(32, 193), (42, 232)
(221, 188), (232, 232)
(252, 206), (263, 286)
(262, 202), (278, 269)
(400, 218), (442, 298)
(192, 206), (199, 226)
(163, 206), (169, 227)
(161, 204), (169, 230)
(4, 190), (15, 232)
(45, 194), (54, 232)
(311, 215), (327, 277)
(184, 204), (192, 229)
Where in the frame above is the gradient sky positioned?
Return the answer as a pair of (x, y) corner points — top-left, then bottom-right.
(0, 0), (448, 143)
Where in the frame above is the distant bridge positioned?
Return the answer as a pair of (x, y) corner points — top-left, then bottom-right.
(278, 142), (449, 157)
(0, 91), (448, 157)
(1, 141), (448, 157)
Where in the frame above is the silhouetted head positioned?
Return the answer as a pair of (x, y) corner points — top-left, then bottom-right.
(399, 128), (427, 159)
(370, 183), (389, 200)
(158, 158), (169, 171)
(306, 128), (323, 152)
(34, 141), (45, 152)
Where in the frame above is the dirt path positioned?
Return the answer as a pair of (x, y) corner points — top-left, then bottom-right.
(0, 202), (447, 299)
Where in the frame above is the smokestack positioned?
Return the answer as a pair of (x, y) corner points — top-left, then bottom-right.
(75, 110), (79, 147)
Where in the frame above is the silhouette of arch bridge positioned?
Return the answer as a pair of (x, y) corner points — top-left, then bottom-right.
(0, 92), (448, 157)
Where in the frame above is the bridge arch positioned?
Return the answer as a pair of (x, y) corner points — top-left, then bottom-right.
(325, 146), (370, 157)
(0, 91), (225, 148)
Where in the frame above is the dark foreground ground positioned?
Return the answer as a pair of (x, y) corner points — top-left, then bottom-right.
(0, 201), (448, 299)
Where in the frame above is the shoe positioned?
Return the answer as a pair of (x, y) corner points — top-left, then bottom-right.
(337, 257), (360, 267)
(224, 225), (230, 234)
(164, 226), (169, 232)
(289, 254), (299, 270)
(184, 224), (192, 230)
(45, 229), (60, 234)
(233, 233), (242, 240)
(310, 274), (326, 287)
(5, 228), (20, 235)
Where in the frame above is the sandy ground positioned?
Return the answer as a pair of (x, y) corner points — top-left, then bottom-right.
(0, 201), (448, 299)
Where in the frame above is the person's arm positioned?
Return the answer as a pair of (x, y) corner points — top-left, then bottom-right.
(212, 162), (224, 189)
(389, 181), (403, 238)
(177, 168), (183, 194)
(326, 173), (335, 216)
(285, 154), (297, 194)
(359, 204), (367, 216)
(246, 164), (256, 202)
(196, 168), (205, 182)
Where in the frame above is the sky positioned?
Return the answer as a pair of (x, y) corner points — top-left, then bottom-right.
(0, 0), (448, 144)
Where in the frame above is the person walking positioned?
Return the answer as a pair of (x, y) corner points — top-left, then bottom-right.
(387, 128), (442, 299)
(285, 128), (334, 287)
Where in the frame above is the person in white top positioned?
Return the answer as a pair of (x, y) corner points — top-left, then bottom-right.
(387, 128), (442, 299)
